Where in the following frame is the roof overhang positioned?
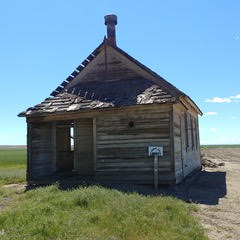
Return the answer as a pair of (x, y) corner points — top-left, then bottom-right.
(179, 96), (203, 116)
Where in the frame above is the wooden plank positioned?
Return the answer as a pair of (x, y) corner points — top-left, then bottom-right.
(92, 48), (100, 56)
(27, 103), (173, 123)
(169, 109), (175, 175)
(60, 81), (69, 87)
(66, 76), (74, 82)
(29, 122), (55, 179)
(76, 65), (84, 71)
(50, 91), (59, 97)
(87, 54), (94, 61)
(82, 59), (89, 66)
(93, 117), (97, 171)
(74, 119), (94, 175)
(55, 86), (63, 92)
(71, 71), (79, 77)
(51, 122), (57, 172)
(27, 123), (32, 181)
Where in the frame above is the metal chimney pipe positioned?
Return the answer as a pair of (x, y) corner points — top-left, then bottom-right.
(104, 14), (117, 46)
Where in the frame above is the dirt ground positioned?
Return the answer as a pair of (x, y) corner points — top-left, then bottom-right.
(194, 148), (240, 240)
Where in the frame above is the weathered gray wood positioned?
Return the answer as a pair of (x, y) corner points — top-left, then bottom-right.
(93, 105), (172, 184)
(173, 103), (201, 183)
(169, 109), (175, 174)
(93, 117), (97, 171)
(74, 119), (94, 175)
(27, 123), (32, 181)
(27, 104), (173, 123)
(51, 122), (57, 172)
(28, 122), (55, 180)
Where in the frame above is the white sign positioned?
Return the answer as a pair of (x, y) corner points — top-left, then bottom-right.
(148, 146), (163, 157)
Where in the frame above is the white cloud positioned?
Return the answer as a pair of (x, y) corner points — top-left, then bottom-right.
(206, 97), (231, 103)
(209, 128), (217, 132)
(230, 94), (240, 100)
(206, 94), (240, 103)
(205, 112), (218, 116)
(230, 116), (237, 120)
(236, 35), (240, 40)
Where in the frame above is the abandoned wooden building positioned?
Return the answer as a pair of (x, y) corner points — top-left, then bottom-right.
(19, 14), (202, 185)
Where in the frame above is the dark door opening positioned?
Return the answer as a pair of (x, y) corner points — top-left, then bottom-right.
(56, 121), (74, 172)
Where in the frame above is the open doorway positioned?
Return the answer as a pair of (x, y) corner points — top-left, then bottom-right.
(56, 121), (74, 172)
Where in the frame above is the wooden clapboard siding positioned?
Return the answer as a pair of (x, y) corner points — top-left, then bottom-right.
(28, 122), (55, 179)
(27, 103), (173, 123)
(68, 46), (142, 88)
(95, 105), (173, 183)
(74, 119), (94, 175)
(173, 103), (201, 183)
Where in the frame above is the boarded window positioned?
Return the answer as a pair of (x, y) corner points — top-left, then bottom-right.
(184, 113), (189, 151)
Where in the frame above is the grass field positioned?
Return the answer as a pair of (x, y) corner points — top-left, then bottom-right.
(201, 144), (240, 149)
(0, 184), (207, 240)
(0, 148), (26, 185)
(0, 147), (208, 239)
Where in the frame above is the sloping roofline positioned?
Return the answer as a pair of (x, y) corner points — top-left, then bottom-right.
(110, 43), (202, 115)
(18, 39), (202, 117)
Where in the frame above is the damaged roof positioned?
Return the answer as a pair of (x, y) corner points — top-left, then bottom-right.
(19, 78), (176, 117)
(19, 15), (202, 118)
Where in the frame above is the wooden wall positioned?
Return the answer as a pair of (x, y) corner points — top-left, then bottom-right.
(27, 103), (201, 185)
(95, 104), (174, 184)
(27, 122), (56, 180)
(173, 103), (201, 184)
(74, 119), (94, 176)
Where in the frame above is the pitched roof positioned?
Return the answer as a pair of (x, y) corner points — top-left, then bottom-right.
(19, 78), (176, 117)
(19, 40), (202, 117)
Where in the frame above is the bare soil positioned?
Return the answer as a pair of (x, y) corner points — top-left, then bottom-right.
(195, 148), (240, 240)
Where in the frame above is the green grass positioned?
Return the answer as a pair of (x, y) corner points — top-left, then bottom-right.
(0, 184), (208, 240)
(201, 144), (240, 149)
(0, 147), (208, 239)
(0, 148), (26, 185)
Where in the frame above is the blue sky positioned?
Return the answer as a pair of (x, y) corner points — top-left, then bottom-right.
(0, 0), (239, 145)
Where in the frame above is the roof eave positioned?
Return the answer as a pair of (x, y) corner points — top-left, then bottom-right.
(18, 111), (27, 117)
(180, 96), (203, 116)
(18, 101), (177, 118)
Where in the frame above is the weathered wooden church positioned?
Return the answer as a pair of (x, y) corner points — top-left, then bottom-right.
(19, 15), (202, 185)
